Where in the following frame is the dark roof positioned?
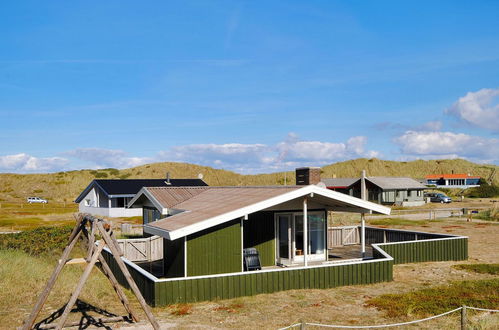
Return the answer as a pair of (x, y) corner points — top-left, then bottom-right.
(75, 178), (208, 202)
(351, 177), (426, 190)
(321, 178), (357, 188)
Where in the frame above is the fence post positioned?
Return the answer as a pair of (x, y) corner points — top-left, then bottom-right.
(300, 320), (306, 330)
(461, 305), (467, 330)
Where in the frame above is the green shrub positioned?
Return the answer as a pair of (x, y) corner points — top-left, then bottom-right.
(0, 226), (73, 256)
(94, 172), (108, 178)
(474, 205), (499, 221)
(104, 168), (120, 176)
(465, 183), (499, 198)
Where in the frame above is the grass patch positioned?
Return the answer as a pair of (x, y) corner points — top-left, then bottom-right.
(171, 304), (192, 316)
(366, 279), (499, 318)
(0, 215), (74, 230)
(368, 218), (432, 226)
(453, 263), (499, 275)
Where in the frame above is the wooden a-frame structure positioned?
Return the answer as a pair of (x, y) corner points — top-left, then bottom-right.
(22, 214), (160, 330)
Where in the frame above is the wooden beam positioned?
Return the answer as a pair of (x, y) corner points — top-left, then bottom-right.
(55, 240), (106, 329)
(98, 253), (139, 322)
(96, 222), (160, 330)
(21, 220), (84, 330)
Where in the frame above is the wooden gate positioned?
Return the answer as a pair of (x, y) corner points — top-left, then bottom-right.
(116, 236), (163, 262)
(328, 226), (360, 248)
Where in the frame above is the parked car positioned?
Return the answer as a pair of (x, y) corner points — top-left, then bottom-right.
(27, 197), (48, 204)
(424, 193), (452, 203)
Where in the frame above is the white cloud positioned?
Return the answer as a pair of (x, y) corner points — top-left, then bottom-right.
(373, 120), (442, 132)
(418, 120), (442, 131)
(0, 153), (68, 173)
(158, 143), (272, 173)
(1, 135), (381, 174)
(276, 134), (379, 164)
(64, 148), (151, 169)
(394, 130), (499, 163)
(156, 134), (381, 173)
(446, 88), (499, 132)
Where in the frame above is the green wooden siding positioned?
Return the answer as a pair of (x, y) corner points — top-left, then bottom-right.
(103, 227), (468, 307)
(377, 237), (468, 264)
(163, 238), (185, 278)
(186, 220), (242, 276)
(101, 249), (156, 305)
(153, 259), (393, 306)
(243, 211), (275, 267)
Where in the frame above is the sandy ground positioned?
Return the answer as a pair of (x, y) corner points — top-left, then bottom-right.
(114, 217), (498, 330)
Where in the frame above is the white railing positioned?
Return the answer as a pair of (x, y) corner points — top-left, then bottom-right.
(78, 205), (142, 217)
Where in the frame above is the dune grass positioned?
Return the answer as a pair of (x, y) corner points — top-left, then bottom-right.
(0, 226), (140, 326)
(0, 249), (135, 327)
(367, 279), (499, 318)
(0, 158), (497, 203)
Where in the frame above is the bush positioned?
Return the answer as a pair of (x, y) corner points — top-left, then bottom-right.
(465, 183), (499, 198)
(0, 226), (73, 256)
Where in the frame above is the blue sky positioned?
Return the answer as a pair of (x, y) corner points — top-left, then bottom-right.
(1, 0), (498, 173)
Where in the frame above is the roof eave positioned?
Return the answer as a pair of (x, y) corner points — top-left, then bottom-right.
(128, 187), (168, 214)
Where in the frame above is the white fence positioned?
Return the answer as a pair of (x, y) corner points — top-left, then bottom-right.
(115, 235), (163, 262)
(280, 305), (499, 329)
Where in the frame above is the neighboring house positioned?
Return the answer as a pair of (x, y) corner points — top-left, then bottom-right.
(321, 178), (358, 194)
(101, 182), (467, 306)
(348, 177), (427, 207)
(319, 175), (427, 207)
(425, 174), (481, 189)
(74, 177), (207, 218)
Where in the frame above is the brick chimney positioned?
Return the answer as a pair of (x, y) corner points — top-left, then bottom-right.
(295, 167), (321, 185)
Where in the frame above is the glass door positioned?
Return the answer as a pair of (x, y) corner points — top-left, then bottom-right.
(276, 212), (327, 265)
(276, 214), (292, 265)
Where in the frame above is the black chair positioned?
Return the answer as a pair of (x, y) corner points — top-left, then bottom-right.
(243, 248), (262, 271)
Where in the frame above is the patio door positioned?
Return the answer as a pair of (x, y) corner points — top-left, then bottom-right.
(276, 214), (292, 265)
(276, 212), (326, 265)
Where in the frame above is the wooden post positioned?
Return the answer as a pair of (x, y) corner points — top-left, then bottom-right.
(300, 320), (306, 330)
(55, 240), (107, 329)
(461, 305), (467, 330)
(360, 170), (367, 257)
(96, 222), (160, 329)
(24, 215), (158, 330)
(97, 254), (139, 321)
(22, 221), (84, 330)
(303, 197), (308, 267)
